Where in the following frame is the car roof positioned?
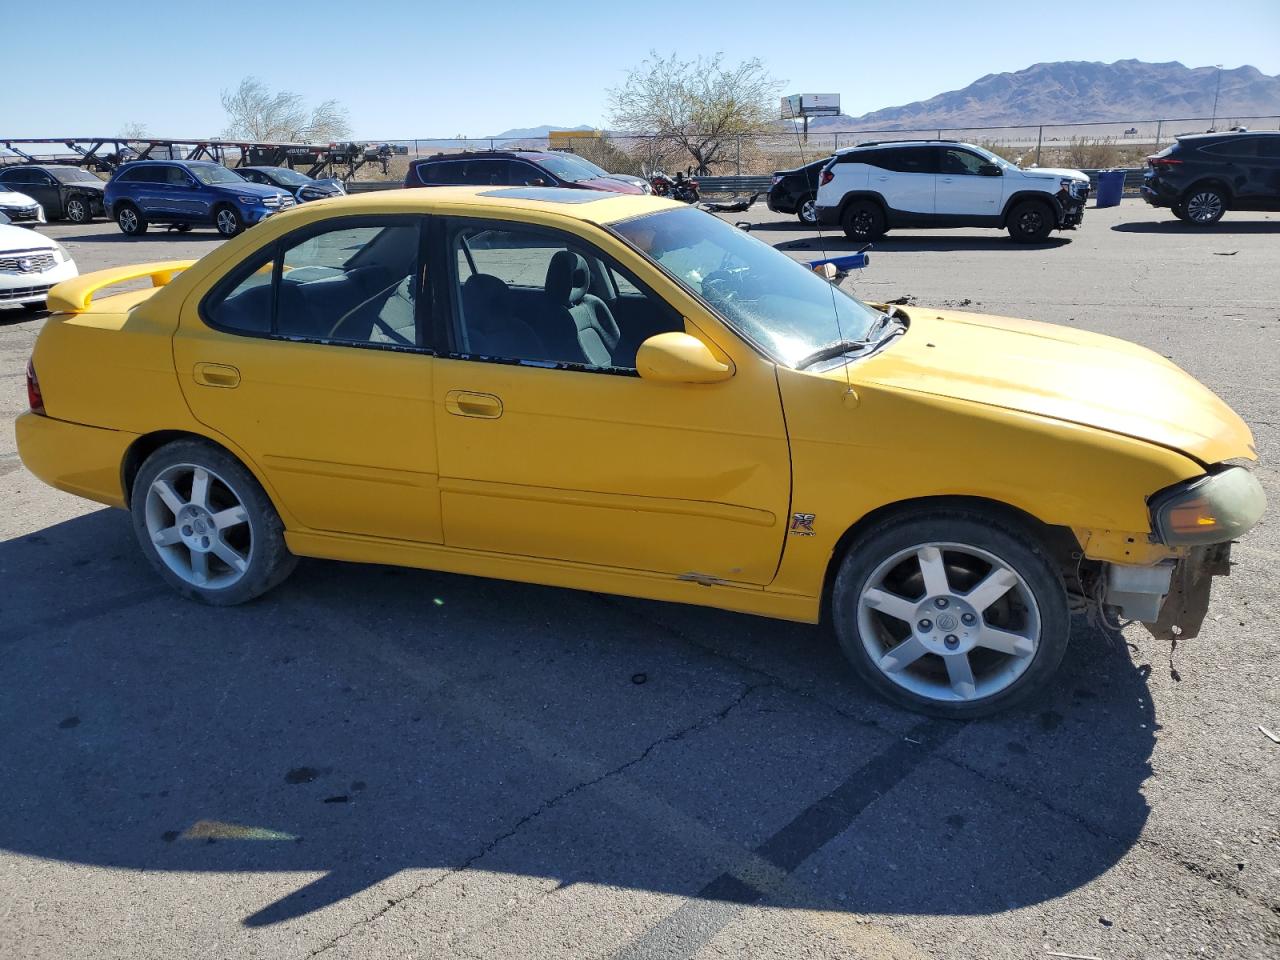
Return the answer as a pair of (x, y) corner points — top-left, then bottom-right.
(833, 139), (968, 156)
(283, 185), (678, 225)
(413, 150), (554, 163)
(1175, 129), (1280, 142)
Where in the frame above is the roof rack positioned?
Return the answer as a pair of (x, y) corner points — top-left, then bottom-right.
(855, 138), (959, 147)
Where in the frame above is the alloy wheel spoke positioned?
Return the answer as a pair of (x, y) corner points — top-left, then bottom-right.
(152, 525), (182, 547)
(944, 652), (977, 698)
(917, 545), (950, 597)
(879, 636), (929, 673)
(153, 479), (185, 515)
(965, 566), (1018, 613)
(975, 625), (1035, 658)
(189, 468), (210, 508)
(211, 537), (248, 573)
(863, 587), (917, 624)
(189, 549), (209, 585)
(212, 505), (248, 530)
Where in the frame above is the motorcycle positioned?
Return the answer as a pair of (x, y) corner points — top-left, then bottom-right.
(649, 170), (700, 203)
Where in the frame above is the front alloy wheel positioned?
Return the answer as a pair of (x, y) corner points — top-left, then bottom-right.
(64, 197), (90, 223)
(832, 511), (1069, 718)
(798, 196), (818, 225)
(215, 206), (244, 237)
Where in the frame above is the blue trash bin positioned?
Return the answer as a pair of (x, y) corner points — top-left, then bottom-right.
(1096, 169), (1125, 208)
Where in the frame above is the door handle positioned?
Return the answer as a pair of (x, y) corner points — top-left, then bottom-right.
(877, 175), (889, 181)
(445, 390), (503, 419)
(193, 362), (241, 388)
(940, 177), (954, 183)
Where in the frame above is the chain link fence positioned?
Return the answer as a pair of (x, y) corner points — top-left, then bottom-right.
(365, 114), (1280, 181)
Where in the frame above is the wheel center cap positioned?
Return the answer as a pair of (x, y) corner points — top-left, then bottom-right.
(937, 612), (959, 632)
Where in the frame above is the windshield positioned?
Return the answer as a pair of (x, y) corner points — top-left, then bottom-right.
(614, 206), (886, 368)
(565, 155), (609, 177)
(51, 168), (102, 184)
(536, 154), (597, 183)
(261, 167), (312, 186)
(190, 163), (247, 185)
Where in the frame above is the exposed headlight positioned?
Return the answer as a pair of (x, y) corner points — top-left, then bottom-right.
(52, 241), (70, 263)
(1149, 466), (1266, 545)
(239, 195), (264, 205)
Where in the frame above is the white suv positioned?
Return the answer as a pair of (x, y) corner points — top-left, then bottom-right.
(815, 140), (1090, 243)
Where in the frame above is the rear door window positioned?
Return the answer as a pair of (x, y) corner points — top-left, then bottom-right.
(877, 147), (940, 174)
(1201, 139), (1259, 159)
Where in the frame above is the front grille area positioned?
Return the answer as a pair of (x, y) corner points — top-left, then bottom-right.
(0, 283), (52, 302)
(0, 252), (57, 274)
(0, 204), (41, 222)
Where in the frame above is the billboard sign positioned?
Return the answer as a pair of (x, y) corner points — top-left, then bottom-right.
(780, 94), (842, 119)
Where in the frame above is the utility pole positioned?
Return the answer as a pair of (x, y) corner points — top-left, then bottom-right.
(1211, 64), (1223, 131)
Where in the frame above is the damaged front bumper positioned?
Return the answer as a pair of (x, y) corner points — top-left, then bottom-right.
(1105, 544), (1233, 640)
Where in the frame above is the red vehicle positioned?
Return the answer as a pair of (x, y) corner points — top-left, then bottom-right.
(649, 170), (700, 203)
(405, 150), (644, 193)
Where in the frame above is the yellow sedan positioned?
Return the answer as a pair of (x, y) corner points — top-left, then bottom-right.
(16, 186), (1265, 717)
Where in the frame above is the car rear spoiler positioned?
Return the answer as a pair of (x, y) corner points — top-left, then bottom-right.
(46, 260), (197, 314)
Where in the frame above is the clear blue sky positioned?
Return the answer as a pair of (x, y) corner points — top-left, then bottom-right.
(2, 0), (1277, 139)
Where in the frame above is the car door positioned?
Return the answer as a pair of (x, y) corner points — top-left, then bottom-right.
(174, 214), (442, 543)
(869, 146), (938, 216)
(163, 165), (208, 219)
(12, 169), (60, 215)
(134, 164), (175, 217)
(429, 214), (792, 584)
(934, 146), (1004, 218)
(1255, 137), (1280, 206)
(1201, 138), (1262, 201)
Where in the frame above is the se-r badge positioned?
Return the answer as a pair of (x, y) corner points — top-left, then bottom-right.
(790, 513), (816, 536)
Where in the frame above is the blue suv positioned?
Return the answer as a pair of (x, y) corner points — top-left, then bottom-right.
(104, 160), (295, 237)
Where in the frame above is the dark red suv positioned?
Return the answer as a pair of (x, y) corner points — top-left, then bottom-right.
(404, 150), (644, 194)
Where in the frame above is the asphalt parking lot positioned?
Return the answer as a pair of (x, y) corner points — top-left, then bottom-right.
(1, 198), (1277, 960)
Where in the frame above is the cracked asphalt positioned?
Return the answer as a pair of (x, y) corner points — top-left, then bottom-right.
(1, 199), (1277, 959)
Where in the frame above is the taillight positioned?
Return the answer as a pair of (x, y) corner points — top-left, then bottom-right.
(26, 359), (44, 415)
(1147, 156), (1182, 168)
(821, 170), (834, 185)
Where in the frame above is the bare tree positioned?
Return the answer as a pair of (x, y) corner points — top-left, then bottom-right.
(119, 122), (149, 141)
(608, 52), (781, 174)
(219, 77), (351, 143)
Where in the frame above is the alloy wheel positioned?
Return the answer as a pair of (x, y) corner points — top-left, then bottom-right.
(144, 463), (253, 589)
(66, 199), (87, 223)
(856, 542), (1041, 703)
(800, 198), (817, 224)
(216, 209), (239, 236)
(1018, 209), (1045, 235)
(1186, 191), (1223, 223)
(119, 208), (138, 233)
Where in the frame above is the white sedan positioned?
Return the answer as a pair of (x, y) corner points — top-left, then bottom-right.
(0, 185), (46, 225)
(0, 223), (77, 312)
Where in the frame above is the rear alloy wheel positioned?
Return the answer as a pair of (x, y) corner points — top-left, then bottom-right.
(116, 203), (148, 236)
(797, 196), (818, 225)
(831, 511), (1069, 718)
(1183, 186), (1227, 224)
(131, 440), (296, 605)
(214, 206), (244, 237)
(1007, 199), (1054, 242)
(841, 199), (886, 241)
(64, 196), (91, 224)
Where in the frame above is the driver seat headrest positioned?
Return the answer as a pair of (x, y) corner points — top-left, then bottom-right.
(545, 250), (590, 305)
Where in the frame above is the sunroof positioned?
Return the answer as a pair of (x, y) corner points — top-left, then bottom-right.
(478, 187), (609, 203)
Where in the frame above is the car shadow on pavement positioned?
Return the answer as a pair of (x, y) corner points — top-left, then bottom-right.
(58, 230), (225, 244)
(1112, 219), (1280, 234)
(772, 234), (1071, 254)
(0, 508), (1156, 932)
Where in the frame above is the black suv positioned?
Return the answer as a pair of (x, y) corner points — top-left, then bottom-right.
(766, 157), (830, 224)
(1142, 130), (1280, 223)
(404, 150), (643, 194)
(0, 164), (106, 223)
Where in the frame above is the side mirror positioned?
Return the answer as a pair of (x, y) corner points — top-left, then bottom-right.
(636, 332), (733, 384)
(978, 163), (1002, 177)
(528, 178), (548, 187)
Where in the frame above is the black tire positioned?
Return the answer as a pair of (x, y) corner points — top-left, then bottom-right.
(1181, 184), (1227, 224)
(64, 195), (92, 224)
(797, 195), (818, 226)
(130, 439), (297, 606)
(1171, 203), (1191, 223)
(841, 199), (886, 241)
(830, 509), (1070, 719)
(116, 203), (148, 236)
(175, 224), (193, 233)
(213, 205), (244, 237)
(1006, 199), (1055, 242)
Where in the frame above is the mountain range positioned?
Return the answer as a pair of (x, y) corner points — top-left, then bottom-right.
(805, 60), (1280, 131)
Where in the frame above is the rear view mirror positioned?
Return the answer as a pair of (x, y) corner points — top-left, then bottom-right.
(978, 163), (1002, 177)
(637, 332), (733, 384)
